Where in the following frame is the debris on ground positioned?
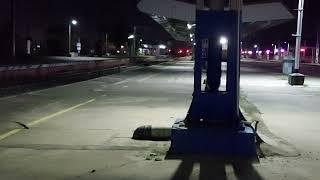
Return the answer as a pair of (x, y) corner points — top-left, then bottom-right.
(13, 121), (30, 129)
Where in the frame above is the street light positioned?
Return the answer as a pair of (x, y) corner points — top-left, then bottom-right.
(266, 50), (271, 55)
(71, 20), (78, 25)
(219, 37), (228, 45)
(68, 19), (78, 55)
(187, 23), (195, 30)
(159, 44), (166, 49)
(128, 34), (135, 39)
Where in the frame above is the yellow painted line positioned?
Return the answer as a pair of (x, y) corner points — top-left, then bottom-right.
(0, 129), (22, 141)
(0, 98), (96, 141)
(27, 99), (96, 126)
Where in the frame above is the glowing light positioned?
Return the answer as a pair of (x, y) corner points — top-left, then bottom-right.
(117, 50), (120, 54)
(191, 38), (194, 42)
(187, 23), (195, 29)
(168, 49), (171, 52)
(71, 20), (78, 25)
(159, 44), (166, 49)
(178, 50), (183, 54)
(274, 49), (279, 53)
(254, 45), (258, 48)
(120, 45), (124, 49)
(280, 49), (285, 53)
(266, 50), (271, 55)
(193, 43), (196, 46)
(248, 51), (253, 55)
(190, 34), (194, 38)
(219, 37), (228, 45)
(186, 50), (190, 53)
(256, 51), (259, 54)
(128, 35), (135, 39)
(258, 51), (262, 54)
(143, 44), (148, 48)
(140, 39), (143, 42)
(300, 48), (306, 52)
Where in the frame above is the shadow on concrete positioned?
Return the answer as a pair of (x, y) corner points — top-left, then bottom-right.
(167, 155), (263, 180)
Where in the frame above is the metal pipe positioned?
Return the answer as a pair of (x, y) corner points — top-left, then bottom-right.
(205, 0), (224, 91)
(68, 24), (71, 55)
(294, 0), (305, 72)
(233, 0), (243, 118)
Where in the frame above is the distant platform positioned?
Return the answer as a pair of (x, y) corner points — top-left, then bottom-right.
(45, 56), (117, 62)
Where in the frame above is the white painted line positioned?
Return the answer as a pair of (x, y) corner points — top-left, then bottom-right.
(137, 73), (160, 82)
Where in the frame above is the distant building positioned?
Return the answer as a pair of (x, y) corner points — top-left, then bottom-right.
(0, 0), (49, 62)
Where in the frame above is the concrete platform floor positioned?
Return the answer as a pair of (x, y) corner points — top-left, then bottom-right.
(0, 60), (319, 179)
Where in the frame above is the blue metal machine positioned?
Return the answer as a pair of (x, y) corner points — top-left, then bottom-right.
(170, 9), (256, 156)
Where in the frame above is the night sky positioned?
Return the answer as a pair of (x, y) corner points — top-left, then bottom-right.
(45, 0), (172, 44)
(1, 0), (320, 46)
(47, 0), (320, 46)
(252, 0), (320, 46)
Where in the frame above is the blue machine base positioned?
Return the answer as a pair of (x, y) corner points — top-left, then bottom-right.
(170, 120), (257, 156)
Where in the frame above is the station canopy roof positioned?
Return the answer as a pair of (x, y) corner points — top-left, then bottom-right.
(137, 0), (294, 41)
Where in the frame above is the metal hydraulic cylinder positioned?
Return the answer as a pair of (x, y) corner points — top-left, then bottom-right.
(206, 0), (225, 92)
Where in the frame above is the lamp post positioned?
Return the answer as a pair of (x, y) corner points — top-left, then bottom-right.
(316, 32), (319, 64)
(68, 20), (78, 55)
(289, 0), (305, 85)
(105, 33), (108, 55)
(11, 0), (16, 58)
(293, 0), (305, 72)
(128, 26), (137, 57)
(285, 42), (290, 56)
